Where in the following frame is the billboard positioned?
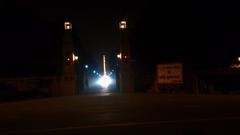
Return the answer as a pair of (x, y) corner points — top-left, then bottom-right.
(157, 63), (183, 84)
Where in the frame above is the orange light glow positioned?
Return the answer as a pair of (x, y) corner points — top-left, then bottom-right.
(119, 21), (127, 29)
(64, 22), (72, 30)
(238, 57), (240, 62)
(72, 53), (78, 61)
(117, 53), (122, 59)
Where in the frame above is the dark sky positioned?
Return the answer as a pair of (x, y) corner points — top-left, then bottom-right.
(1, 0), (240, 75)
(133, 0), (240, 70)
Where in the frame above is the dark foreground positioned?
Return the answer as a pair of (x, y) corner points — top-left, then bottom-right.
(0, 93), (240, 135)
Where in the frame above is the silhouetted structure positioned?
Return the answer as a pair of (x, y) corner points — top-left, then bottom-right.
(117, 20), (134, 92)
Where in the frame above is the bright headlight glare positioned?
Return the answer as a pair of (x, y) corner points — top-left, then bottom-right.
(97, 75), (112, 88)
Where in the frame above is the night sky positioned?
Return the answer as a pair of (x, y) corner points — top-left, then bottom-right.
(1, 0), (240, 75)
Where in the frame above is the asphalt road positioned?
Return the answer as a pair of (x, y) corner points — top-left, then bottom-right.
(1, 93), (240, 135)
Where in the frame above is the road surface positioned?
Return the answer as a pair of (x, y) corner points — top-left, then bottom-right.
(0, 93), (240, 134)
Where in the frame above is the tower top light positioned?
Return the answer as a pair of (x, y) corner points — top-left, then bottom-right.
(119, 21), (127, 29)
(64, 21), (72, 30)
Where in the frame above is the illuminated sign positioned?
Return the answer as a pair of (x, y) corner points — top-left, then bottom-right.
(157, 63), (183, 84)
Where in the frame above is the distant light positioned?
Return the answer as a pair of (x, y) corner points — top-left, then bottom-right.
(112, 69), (114, 72)
(64, 22), (72, 30)
(238, 57), (240, 62)
(85, 65), (89, 69)
(103, 55), (107, 76)
(117, 53), (122, 59)
(75, 56), (78, 60)
(72, 53), (78, 61)
(109, 72), (113, 76)
(119, 21), (127, 29)
(97, 75), (112, 89)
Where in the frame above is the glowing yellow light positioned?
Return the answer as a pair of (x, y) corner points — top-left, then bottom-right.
(103, 55), (106, 76)
(117, 53), (122, 59)
(238, 57), (240, 62)
(119, 21), (127, 29)
(72, 53), (78, 61)
(64, 22), (72, 30)
(75, 56), (78, 60)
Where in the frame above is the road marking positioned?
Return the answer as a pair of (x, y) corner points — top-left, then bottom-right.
(2, 116), (240, 134)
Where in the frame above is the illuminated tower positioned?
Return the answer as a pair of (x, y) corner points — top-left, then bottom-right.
(59, 21), (78, 96)
(117, 20), (134, 92)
